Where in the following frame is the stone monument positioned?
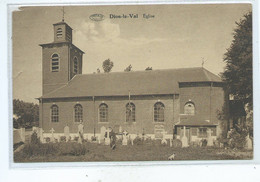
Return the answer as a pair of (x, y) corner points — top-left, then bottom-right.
(181, 126), (188, 147)
(50, 128), (55, 143)
(207, 129), (214, 146)
(122, 130), (128, 146)
(64, 124), (70, 142)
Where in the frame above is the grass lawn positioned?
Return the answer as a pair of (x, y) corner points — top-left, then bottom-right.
(14, 142), (253, 162)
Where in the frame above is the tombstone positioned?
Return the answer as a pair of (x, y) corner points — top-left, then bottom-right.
(161, 131), (168, 145)
(78, 122), (84, 144)
(207, 129), (214, 146)
(119, 125), (122, 133)
(170, 138), (173, 147)
(245, 134), (253, 150)
(104, 128), (111, 145)
(122, 130), (128, 146)
(181, 126), (188, 147)
(64, 125), (70, 142)
(39, 128), (44, 143)
(50, 128), (55, 143)
(100, 126), (106, 141)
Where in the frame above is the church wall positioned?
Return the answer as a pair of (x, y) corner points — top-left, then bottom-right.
(41, 95), (177, 136)
(179, 85), (227, 137)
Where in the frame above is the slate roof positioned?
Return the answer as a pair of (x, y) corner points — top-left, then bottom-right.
(41, 67), (222, 99)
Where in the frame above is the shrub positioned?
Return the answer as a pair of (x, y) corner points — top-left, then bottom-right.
(31, 131), (40, 144)
(133, 136), (143, 145)
(60, 136), (66, 142)
(201, 139), (207, 147)
(172, 139), (182, 148)
(74, 136), (79, 142)
(91, 136), (97, 142)
(228, 128), (247, 149)
(45, 137), (50, 143)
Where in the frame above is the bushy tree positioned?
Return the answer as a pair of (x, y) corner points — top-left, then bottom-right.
(13, 99), (39, 128)
(102, 59), (114, 73)
(221, 12), (253, 144)
(221, 12), (252, 110)
(124, 64), (132, 72)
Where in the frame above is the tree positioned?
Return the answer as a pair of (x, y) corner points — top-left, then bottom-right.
(221, 12), (252, 140)
(102, 59), (114, 73)
(13, 99), (39, 128)
(221, 12), (252, 111)
(145, 67), (152, 71)
(124, 64), (132, 72)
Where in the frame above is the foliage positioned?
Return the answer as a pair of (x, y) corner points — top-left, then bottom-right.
(60, 136), (66, 142)
(221, 12), (252, 110)
(102, 59), (114, 73)
(228, 123), (248, 149)
(13, 99), (39, 129)
(145, 67), (152, 71)
(124, 64), (132, 72)
(31, 131), (40, 145)
(133, 136), (143, 145)
(201, 139), (208, 147)
(172, 139), (182, 148)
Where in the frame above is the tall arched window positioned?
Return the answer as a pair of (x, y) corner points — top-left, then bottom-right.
(51, 54), (59, 72)
(154, 102), (164, 122)
(126, 103), (135, 122)
(51, 105), (59, 122)
(74, 104), (83, 122)
(57, 28), (62, 38)
(99, 103), (108, 122)
(184, 102), (195, 115)
(73, 57), (78, 74)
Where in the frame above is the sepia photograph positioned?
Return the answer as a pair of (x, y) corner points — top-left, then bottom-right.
(12, 4), (253, 163)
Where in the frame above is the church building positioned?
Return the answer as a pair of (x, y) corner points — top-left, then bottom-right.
(38, 20), (228, 145)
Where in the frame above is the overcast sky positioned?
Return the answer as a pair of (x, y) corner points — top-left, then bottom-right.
(12, 4), (252, 103)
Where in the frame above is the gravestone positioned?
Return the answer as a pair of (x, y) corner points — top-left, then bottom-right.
(104, 128), (111, 145)
(50, 128), (55, 143)
(181, 126), (188, 147)
(100, 126), (106, 141)
(170, 138), (173, 147)
(39, 128), (44, 143)
(207, 129), (214, 146)
(245, 134), (253, 150)
(78, 122), (84, 144)
(119, 125), (122, 133)
(122, 130), (128, 146)
(161, 131), (168, 145)
(64, 125), (70, 142)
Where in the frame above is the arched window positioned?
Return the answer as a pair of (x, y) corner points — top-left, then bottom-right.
(184, 102), (195, 115)
(51, 54), (59, 72)
(126, 103), (135, 122)
(154, 102), (164, 122)
(51, 105), (59, 122)
(99, 103), (108, 122)
(57, 28), (62, 38)
(73, 57), (78, 74)
(74, 104), (83, 122)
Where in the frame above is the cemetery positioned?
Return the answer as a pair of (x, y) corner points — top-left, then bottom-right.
(13, 125), (253, 162)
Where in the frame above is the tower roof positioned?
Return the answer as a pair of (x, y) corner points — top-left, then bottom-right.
(53, 21), (73, 30)
(40, 67), (223, 99)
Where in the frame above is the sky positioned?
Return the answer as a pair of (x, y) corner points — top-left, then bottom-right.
(12, 4), (252, 103)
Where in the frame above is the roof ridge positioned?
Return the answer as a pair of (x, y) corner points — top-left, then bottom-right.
(80, 67), (204, 76)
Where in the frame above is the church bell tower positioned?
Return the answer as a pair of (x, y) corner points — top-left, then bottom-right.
(40, 19), (84, 95)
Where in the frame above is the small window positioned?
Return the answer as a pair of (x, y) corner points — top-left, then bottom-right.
(126, 103), (135, 122)
(99, 103), (108, 122)
(73, 57), (78, 74)
(198, 128), (207, 138)
(57, 28), (62, 38)
(51, 105), (59, 122)
(74, 104), (83, 122)
(184, 102), (195, 115)
(154, 102), (164, 122)
(51, 54), (59, 72)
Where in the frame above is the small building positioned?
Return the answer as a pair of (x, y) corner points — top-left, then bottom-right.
(38, 20), (228, 145)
